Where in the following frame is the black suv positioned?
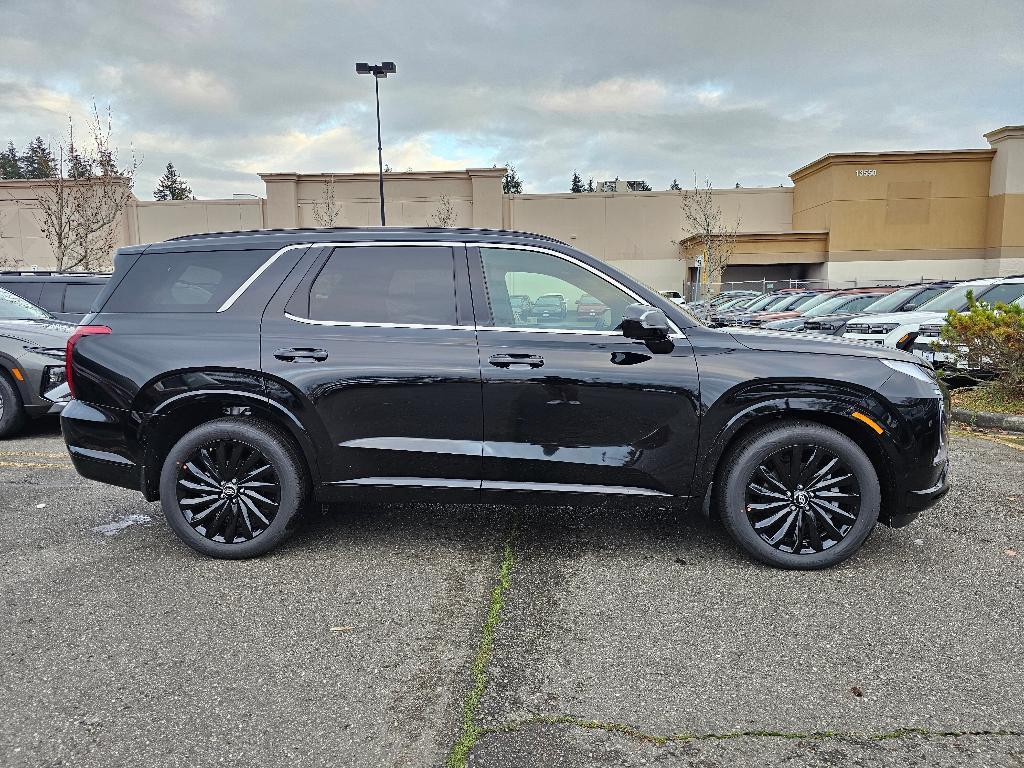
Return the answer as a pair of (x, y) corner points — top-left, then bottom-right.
(62, 228), (949, 568)
(0, 271), (110, 322)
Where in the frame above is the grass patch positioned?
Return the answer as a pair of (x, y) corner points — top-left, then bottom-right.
(447, 533), (515, 768)
(951, 386), (1024, 416)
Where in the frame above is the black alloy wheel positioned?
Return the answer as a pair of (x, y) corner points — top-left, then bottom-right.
(160, 418), (308, 558)
(717, 422), (880, 569)
(175, 439), (281, 543)
(744, 444), (860, 554)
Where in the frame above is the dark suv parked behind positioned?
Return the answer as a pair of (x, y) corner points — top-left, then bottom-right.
(0, 272), (110, 322)
(62, 228), (949, 568)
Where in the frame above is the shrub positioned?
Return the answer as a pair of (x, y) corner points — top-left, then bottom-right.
(939, 292), (1024, 395)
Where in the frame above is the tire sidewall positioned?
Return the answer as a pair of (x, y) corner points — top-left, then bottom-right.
(159, 419), (304, 559)
(0, 373), (26, 439)
(721, 424), (881, 569)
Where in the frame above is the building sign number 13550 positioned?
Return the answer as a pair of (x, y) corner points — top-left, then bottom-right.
(855, 169), (878, 176)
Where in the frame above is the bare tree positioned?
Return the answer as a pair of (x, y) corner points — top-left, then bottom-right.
(35, 103), (139, 272)
(311, 175), (341, 227)
(679, 176), (740, 304)
(429, 193), (457, 228)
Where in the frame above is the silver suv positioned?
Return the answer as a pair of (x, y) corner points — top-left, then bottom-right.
(0, 287), (74, 438)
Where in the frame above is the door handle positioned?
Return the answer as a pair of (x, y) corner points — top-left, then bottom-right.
(489, 353), (544, 369)
(274, 347), (329, 362)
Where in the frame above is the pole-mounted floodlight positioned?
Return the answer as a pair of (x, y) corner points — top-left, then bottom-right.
(356, 61), (397, 226)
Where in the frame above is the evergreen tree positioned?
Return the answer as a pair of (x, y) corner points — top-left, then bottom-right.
(668, 179), (682, 191)
(66, 142), (94, 179)
(570, 170), (585, 193)
(21, 136), (56, 178)
(153, 162), (193, 200)
(502, 163), (523, 195)
(0, 141), (22, 179)
(586, 178), (595, 193)
(635, 180), (652, 191)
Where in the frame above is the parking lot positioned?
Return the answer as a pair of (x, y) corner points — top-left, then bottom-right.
(1, 421), (1022, 767)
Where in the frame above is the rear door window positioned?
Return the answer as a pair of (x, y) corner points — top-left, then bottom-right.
(306, 246), (457, 326)
(103, 251), (272, 312)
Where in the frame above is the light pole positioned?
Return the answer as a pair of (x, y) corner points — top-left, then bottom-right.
(355, 61), (396, 226)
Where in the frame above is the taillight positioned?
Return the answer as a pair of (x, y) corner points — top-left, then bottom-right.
(66, 325), (111, 399)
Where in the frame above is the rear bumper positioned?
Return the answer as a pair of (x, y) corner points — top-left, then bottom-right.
(61, 399), (142, 492)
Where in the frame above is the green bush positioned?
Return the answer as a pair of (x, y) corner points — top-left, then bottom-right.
(939, 291), (1024, 394)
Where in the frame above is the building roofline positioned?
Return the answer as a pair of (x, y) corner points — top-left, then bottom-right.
(258, 167), (507, 183)
(984, 125), (1024, 143)
(789, 149), (996, 182)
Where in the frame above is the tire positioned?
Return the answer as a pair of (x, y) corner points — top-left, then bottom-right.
(159, 417), (309, 559)
(0, 372), (27, 439)
(716, 421), (880, 569)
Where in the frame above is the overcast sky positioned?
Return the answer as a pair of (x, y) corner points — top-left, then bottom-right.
(1, 0), (1022, 199)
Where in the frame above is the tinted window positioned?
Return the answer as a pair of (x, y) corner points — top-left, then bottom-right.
(308, 246), (456, 325)
(62, 283), (103, 313)
(104, 251), (269, 312)
(0, 282), (42, 305)
(976, 282), (1024, 306)
(480, 247), (634, 331)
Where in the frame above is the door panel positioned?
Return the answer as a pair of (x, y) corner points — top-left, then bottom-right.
(471, 246), (700, 498)
(260, 244), (483, 501)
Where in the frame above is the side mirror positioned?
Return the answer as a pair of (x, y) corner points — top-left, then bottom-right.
(902, 303), (917, 312)
(620, 303), (671, 341)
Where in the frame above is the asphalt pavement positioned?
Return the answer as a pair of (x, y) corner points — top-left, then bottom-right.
(1, 420), (1022, 767)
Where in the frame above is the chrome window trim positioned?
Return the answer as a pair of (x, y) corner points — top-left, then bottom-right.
(224, 239), (680, 335)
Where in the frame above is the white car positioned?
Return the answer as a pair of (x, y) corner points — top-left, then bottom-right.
(911, 288), (1024, 367)
(841, 277), (1024, 359)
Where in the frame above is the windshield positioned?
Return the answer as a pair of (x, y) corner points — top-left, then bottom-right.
(789, 293), (832, 311)
(0, 287), (52, 320)
(976, 282), (1024, 306)
(861, 286), (921, 313)
(536, 296), (561, 305)
(764, 294), (812, 312)
(735, 294), (780, 313)
(917, 284), (988, 312)
(802, 295), (858, 316)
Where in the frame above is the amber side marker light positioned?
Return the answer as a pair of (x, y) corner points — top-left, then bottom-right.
(11, 368), (24, 381)
(851, 411), (884, 434)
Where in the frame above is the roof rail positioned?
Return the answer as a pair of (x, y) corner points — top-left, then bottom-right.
(0, 270), (111, 277)
(164, 226), (568, 246)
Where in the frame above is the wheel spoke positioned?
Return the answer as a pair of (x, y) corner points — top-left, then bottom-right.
(807, 471), (852, 493)
(241, 488), (277, 507)
(179, 477), (219, 493)
(805, 510), (823, 552)
(805, 457), (838, 490)
(199, 449), (223, 482)
(811, 506), (844, 539)
(796, 447), (823, 485)
(747, 482), (789, 501)
(239, 494), (271, 526)
(190, 498), (225, 524)
(222, 504), (239, 543)
(747, 499), (790, 511)
(239, 464), (272, 484)
(757, 464), (790, 495)
(811, 497), (857, 521)
(788, 445), (803, 486)
(752, 504), (794, 529)
(180, 493), (220, 506)
(185, 461), (219, 489)
(767, 508), (799, 545)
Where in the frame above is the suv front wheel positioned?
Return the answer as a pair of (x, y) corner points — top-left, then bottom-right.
(717, 422), (881, 569)
(0, 373), (26, 439)
(159, 418), (309, 558)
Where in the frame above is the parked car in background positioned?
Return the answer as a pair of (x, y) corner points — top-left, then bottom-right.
(0, 287), (74, 438)
(727, 291), (828, 327)
(530, 293), (567, 320)
(760, 291), (894, 332)
(685, 289), (760, 311)
(843, 277), (1024, 352)
(790, 282), (963, 335)
(575, 294), (609, 320)
(709, 290), (806, 326)
(0, 271), (110, 322)
(63, 227), (948, 569)
(912, 292), (1024, 368)
(509, 294), (533, 320)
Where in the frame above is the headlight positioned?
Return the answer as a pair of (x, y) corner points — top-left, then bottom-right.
(881, 358), (936, 384)
(42, 365), (67, 391)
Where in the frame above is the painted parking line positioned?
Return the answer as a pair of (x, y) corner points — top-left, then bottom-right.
(0, 451), (70, 458)
(0, 460), (73, 469)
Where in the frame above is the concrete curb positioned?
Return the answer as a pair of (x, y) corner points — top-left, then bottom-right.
(952, 408), (1024, 434)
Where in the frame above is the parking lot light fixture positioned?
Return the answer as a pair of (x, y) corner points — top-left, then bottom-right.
(355, 61), (397, 226)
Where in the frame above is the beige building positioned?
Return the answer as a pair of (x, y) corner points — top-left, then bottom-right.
(1, 125), (1022, 291)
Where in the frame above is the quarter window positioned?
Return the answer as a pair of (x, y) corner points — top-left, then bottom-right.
(479, 247), (634, 331)
(308, 246), (457, 325)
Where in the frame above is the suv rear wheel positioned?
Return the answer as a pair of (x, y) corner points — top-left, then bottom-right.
(717, 422), (880, 569)
(159, 418), (308, 558)
(0, 373), (26, 439)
